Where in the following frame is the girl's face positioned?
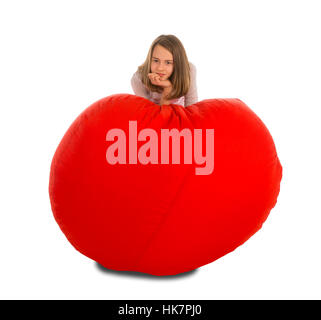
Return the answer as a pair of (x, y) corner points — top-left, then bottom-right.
(150, 44), (174, 80)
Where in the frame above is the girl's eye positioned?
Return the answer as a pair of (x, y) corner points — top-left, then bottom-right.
(153, 59), (172, 64)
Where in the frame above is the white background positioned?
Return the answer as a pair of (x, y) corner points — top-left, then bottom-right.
(0, 0), (320, 300)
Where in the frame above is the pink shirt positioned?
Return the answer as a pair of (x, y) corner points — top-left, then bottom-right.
(130, 62), (198, 107)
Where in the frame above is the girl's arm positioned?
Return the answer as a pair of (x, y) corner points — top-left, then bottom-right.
(160, 86), (173, 105)
(131, 72), (149, 99)
(147, 73), (173, 105)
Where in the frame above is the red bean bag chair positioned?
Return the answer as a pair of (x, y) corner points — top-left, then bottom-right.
(49, 94), (282, 276)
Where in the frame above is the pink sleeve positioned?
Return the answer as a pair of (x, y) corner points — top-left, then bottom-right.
(131, 71), (150, 99)
(185, 62), (198, 107)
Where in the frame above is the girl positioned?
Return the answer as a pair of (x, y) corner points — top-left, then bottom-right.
(131, 34), (198, 107)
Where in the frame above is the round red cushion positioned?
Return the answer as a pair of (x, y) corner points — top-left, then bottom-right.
(49, 94), (282, 276)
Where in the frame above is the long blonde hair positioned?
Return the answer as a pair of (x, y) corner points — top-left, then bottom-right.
(137, 34), (191, 101)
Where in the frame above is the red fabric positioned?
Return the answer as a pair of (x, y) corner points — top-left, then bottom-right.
(49, 94), (282, 276)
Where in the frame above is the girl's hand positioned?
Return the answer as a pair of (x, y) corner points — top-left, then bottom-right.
(148, 73), (172, 89)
